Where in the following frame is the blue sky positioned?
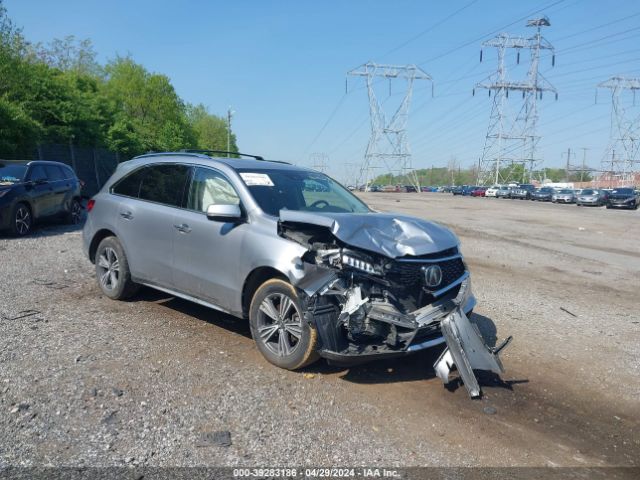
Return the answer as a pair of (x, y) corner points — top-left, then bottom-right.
(6, 0), (640, 182)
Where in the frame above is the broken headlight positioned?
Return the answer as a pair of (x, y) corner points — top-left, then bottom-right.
(341, 250), (383, 276)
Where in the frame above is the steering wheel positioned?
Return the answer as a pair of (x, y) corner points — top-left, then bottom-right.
(309, 199), (329, 209)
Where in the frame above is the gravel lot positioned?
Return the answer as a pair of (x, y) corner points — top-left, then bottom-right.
(0, 194), (638, 469)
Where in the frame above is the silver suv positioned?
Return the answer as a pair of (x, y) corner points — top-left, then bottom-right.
(82, 151), (509, 397)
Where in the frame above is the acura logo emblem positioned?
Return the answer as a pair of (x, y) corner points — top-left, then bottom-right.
(423, 265), (443, 288)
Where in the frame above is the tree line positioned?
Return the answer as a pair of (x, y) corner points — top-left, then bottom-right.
(373, 164), (592, 186)
(0, 1), (237, 160)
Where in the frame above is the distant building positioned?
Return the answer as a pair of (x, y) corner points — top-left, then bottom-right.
(574, 172), (640, 189)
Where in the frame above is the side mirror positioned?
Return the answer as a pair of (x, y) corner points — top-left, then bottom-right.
(206, 203), (242, 222)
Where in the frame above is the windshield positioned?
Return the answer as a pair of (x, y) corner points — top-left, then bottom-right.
(237, 168), (370, 216)
(581, 189), (595, 195)
(612, 188), (634, 194)
(0, 163), (27, 185)
(559, 189), (573, 194)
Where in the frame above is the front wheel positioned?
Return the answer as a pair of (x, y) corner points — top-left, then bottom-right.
(95, 236), (140, 300)
(249, 278), (319, 370)
(10, 202), (32, 236)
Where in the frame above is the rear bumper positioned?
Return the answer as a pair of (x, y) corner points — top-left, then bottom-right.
(81, 214), (94, 259)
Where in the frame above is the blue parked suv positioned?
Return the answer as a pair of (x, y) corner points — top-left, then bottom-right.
(0, 160), (83, 236)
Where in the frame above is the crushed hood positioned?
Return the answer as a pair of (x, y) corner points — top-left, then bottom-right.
(279, 210), (459, 258)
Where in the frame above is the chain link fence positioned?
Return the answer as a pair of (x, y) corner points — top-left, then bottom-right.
(1, 144), (121, 197)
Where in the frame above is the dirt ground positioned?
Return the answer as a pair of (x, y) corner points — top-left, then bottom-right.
(0, 193), (638, 470)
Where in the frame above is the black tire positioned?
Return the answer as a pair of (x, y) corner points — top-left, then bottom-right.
(66, 198), (83, 225)
(95, 236), (140, 300)
(249, 278), (319, 370)
(606, 205), (611, 209)
(10, 202), (32, 236)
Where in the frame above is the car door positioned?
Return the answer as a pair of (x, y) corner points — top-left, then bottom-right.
(113, 163), (191, 288)
(44, 165), (69, 215)
(25, 165), (55, 218)
(172, 166), (247, 310)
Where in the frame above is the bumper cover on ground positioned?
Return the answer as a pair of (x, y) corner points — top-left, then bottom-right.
(434, 309), (512, 398)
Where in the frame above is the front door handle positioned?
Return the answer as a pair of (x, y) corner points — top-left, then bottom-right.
(120, 211), (133, 220)
(173, 223), (191, 234)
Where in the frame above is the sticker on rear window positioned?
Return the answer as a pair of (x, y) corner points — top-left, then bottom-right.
(240, 172), (274, 186)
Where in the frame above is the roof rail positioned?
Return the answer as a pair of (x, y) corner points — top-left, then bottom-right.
(133, 150), (292, 165)
(179, 149), (264, 161)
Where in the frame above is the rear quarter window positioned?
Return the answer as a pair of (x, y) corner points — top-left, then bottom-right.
(112, 168), (147, 198)
(61, 165), (77, 179)
(44, 165), (65, 181)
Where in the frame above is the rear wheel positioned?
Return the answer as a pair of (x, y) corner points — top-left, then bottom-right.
(66, 198), (83, 224)
(249, 278), (319, 370)
(10, 202), (32, 236)
(95, 236), (140, 300)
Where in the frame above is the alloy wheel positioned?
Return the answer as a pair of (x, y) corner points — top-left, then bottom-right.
(15, 206), (31, 235)
(97, 247), (120, 291)
(256, 293), (303, 357)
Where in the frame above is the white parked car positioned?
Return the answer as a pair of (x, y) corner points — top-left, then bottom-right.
(485, 185), (501, 197)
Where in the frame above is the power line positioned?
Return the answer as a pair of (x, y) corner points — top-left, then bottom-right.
(377, 0), (479, 60)
(552, 11), (640, 42)
(549, 56), (640, 79)
(417, 0), (567, 65)
(302, 93), (348, 155)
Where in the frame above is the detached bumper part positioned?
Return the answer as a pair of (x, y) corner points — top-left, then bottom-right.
(434, 309), (512, 398)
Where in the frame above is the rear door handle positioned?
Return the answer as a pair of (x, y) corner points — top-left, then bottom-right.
(120, 211), (133, 220)
(173, 223), (191, 234)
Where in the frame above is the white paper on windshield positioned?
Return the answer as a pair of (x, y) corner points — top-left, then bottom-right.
(240, 172), (274, 186)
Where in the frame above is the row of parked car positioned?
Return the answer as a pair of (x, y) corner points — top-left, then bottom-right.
(452, 184), (640, 209)
(349, 184), (445, 193)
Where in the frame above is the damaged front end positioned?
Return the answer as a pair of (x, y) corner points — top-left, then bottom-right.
(278, 212), (511, 398)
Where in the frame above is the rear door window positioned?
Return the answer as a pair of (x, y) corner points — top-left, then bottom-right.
(28, 165), (48, 182)
(139, 164), (191, 208)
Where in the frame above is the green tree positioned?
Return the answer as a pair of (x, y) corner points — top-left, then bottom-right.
(101, 56), (196, 157)
(30, 35), (102, 76)
(0, 1), (238, 160)
(186, 104), (237, 153)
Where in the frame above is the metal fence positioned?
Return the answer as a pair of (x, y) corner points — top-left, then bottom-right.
(1, 144), (120, 197)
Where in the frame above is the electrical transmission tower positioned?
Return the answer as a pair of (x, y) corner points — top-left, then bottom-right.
(347, 62), (432, 190)
(475, 17), (557, 185)
(309, 152), (329, 173)
(596, 76), (640, 186)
